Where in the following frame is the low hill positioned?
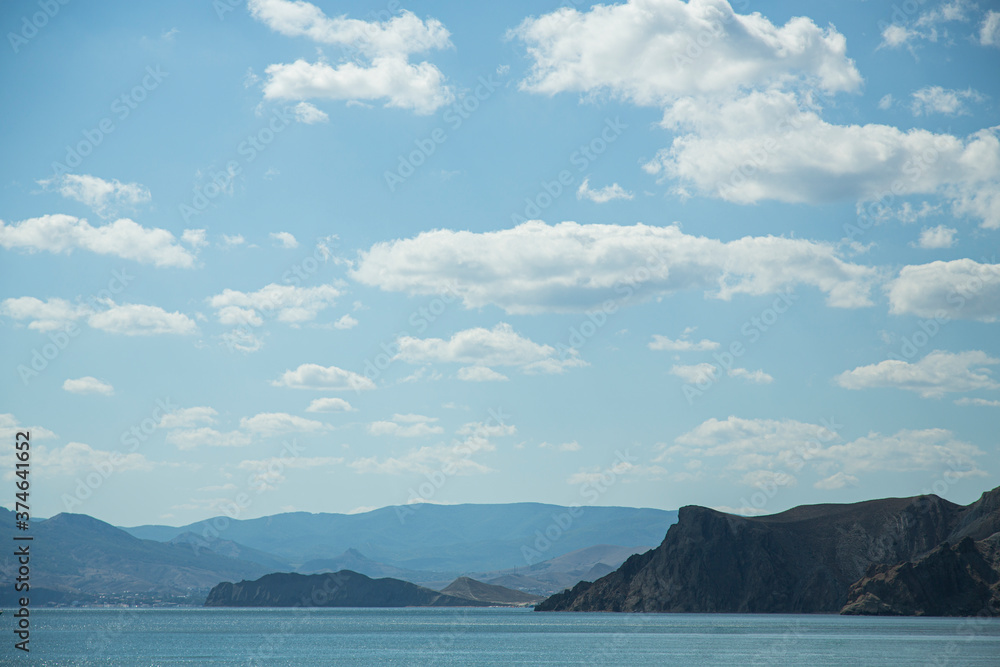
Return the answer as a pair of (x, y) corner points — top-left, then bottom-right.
(441, 577), (544, 606)
(204, 570), (496, 607)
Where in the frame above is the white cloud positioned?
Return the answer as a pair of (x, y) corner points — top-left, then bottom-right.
(0, 296), (90, 332)
(0, 214), (197, 267)
(671, 363), (772, 385)
(306, 397), (356, 413)
(669, 363), (719, 385)
(208, 284), (342, 324)
(62, 376), (114, 396)
(0, 414), (56, 442)
(223, 234), (246, 246)
(981, 10), (1000, 46)
(29, 441), (155, 477)
(351, 221), (878, 314)
(158, 406), (218, 429)
(457, 421), (516, 438)
(567, 460), (665, 485)
(649, 334), (719, 351)
(915, 225), (956, 249)
(38, 174), (151, 217)
(333, 314), (358, 330)
(540, 440), (581, 452)
(240, 412), (329, 435)
(576, 177), (633, 203)
(643, 91), (1000, 229)
(292, 101), (329, 124)
(910, 86), (982, 116)
(955, 397), (1000, 407)
(814, 471), (859, 490)
(511, 0), (861, 104)
(181, 229), (208, 248)
(88, 303), (198, 336)
(368, 414), (444, 437)
(887, 259), (1000, 321)
(728, 367), (774, 384)
(666, 416), (987, 481)
(273, 363), (376, 391)
(877, 93), (894, 110)
(456, 366), (509, 382)
(395, 323), (587, 374)
(250, 0), (454, 114)
(836, 350), (1000, 398)
(269, 231), (299, 248)
(879, 0), (974, 49)
(166, 428), (253, 450)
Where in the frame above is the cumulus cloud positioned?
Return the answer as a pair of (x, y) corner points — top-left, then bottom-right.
(649, 334), (719, 351)
(836, 350), (1000, 398)
(238, 455), (344, 491)
(181, 229), (208, 248)
(456, 366), (509, 382)
(510, 0), (861, 104)
(879, 0), (974, 50)
(577, 177), (633, 203)
(955, 397), (1000, 407)
(814, 471), (859, 490)
(0, 214), (197, 267)
(0, 414), (56, 442)
(910, 86), (982, 116)
(62, 376), (114, 396)
(305, 397), (356, 412)
(166, 427), (253, 450)
(269, 231), (299, 248)
(250, 0), (454, 114)
(88, 303), (198, 336)
(38, 174), (151, 217)
(540, 440), (581, 452)
(982, 10), (1000, 46)
(351, 221), (878, 314)
(333, 314), (358, 329)
(368, 413), (443, 438)
(158, 406), (218, 429)
(642, 91), (1000, 228)
(915, 225), (956, 249)
(240, 412), (329, 435)
(394, 323), (587, 374)
(0, 296), (90, 332)
(670, 363), (771, 385)
(208, 283), (341, 324)
(886, 259), (1000, 321)
(273, 363), (376, 390)
(292, 101), (329, 124)
(663, 416), (986, 483)
(28, 441), (156, 477)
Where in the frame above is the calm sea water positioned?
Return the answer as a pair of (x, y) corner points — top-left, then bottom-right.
(16, 607), (1000, 665)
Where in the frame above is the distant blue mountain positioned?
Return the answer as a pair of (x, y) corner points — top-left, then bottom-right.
(123, 503), (677, 573)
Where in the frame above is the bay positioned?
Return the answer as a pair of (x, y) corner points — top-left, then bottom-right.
(20, 607), (1000, 665)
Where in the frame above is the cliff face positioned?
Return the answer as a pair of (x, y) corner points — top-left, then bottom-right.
(536, 487), (1000, 615)
(204, 570), (492, 608)
(842, 535), (1000, 616)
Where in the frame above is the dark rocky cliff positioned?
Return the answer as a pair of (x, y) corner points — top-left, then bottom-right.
(536, 487), (1000, 615)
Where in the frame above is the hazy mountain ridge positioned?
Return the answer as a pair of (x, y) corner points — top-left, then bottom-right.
(536, 487), (1000, 616)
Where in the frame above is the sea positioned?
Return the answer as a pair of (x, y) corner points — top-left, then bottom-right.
(16, 607), (1000, 665)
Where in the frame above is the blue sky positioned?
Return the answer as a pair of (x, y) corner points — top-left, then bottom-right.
(2, 0), (999, 527)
